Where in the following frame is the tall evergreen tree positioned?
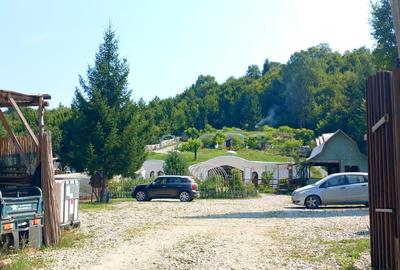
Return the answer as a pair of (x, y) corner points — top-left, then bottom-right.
(62, 25), (146, 201)
(370, 0), (398, 70)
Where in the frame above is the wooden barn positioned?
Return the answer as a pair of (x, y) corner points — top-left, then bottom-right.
(306, 130), (367, 175)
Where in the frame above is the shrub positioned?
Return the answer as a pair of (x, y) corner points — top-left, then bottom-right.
(213, 132), (226, 148)
(184, 127), (200, 139)
(261, 171), (274, 186)
(294, 128), (314, 144)
(200, 136), (215, 148)
(258, 185), (275, 193)
(163, 151), (188, 175)
(231, 135), (244, 150)
(178, 142), (191, 152)
(108, 178), (150, 198)
(247, 136), (259, 149)
(198, 175), (225, 192)
(244, 182), (257, 195)
(229, 169), (244, 191)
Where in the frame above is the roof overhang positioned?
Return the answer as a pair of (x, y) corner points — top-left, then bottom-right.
(0, 89), (51, 107)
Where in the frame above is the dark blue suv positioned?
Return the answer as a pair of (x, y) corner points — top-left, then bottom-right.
(132, 175), (200, 202)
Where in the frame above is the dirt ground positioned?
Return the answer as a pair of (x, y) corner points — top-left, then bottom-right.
(40, 194), (370, 270)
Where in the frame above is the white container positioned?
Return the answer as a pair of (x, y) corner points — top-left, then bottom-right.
(55, 178), (80, 228)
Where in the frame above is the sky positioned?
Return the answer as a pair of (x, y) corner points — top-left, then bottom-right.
(0, 0), (374, 108)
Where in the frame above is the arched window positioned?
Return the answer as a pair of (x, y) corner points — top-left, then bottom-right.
(158, 171), (164, 176)
(252, 172), (259, 187)
(150, 171), (155, 178)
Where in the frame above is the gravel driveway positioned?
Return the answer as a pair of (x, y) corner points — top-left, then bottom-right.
(40, 194), (370, 270)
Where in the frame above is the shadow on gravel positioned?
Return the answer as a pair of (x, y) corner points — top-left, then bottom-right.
(182, 208), (369, 219)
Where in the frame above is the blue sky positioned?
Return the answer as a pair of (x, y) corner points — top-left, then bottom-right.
(0, 0), (373, 107)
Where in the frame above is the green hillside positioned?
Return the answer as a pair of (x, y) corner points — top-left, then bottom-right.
(147, 148), (292, 166)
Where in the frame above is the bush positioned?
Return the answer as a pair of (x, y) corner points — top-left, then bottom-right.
(229, 169), (244, 191)
(163, 151), (188, 175)
(198, 173), (257, 199)
(258, 185), (275, 193)
(178, 142), (191, 152)
(247, 136), (259, 149)
(198, 175), (225, 192)
(213, 132), (226, 148)
(261, 171), (274, 186)
(294, 128), (314, 145)
(108, 178), (150, 198)
(200, 136), (215, 148)
(231, 135), (244, 150)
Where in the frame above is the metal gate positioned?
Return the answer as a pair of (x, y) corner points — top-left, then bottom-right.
(366, 68), (400, 269)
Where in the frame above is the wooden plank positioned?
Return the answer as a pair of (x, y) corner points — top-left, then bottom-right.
(8, 96), (39, 147)
(41, 132), (60, 245)
(0, 110), (31, 172)
(372, 114), (389, 133)
(391, 66), (400, 270)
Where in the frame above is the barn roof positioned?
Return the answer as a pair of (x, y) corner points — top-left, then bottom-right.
(307, 130), (361, 161)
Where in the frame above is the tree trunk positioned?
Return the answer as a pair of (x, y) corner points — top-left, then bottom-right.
(41, 132), (61, 245)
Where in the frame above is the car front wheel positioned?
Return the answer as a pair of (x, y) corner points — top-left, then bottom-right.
(305, 195), (320, 209)
(179, 191), (191, 202)
(136, 191), (147, 202)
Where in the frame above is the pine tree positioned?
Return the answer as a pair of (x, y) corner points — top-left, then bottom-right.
(62, 25), (146, 201)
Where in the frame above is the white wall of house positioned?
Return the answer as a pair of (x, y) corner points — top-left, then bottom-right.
(142, 160), (165, 178)
(188, 155), (295, 187)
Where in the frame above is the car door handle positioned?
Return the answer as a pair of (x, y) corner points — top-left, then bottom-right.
(161, 185), (167, 188)
(177, 185), (182, 188)
(340, 187), (346, 189)
(362, 184), (367, 187)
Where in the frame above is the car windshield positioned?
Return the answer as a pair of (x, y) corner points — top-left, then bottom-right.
(313, 177), (328, 186)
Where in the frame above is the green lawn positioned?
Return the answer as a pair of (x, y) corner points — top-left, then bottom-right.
(147, 148), (292, 165)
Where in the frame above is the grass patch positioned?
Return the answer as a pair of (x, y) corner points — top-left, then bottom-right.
(147, 148), (292, 165)
(0, 248), (47, 270)
(324, 237), (370, 269)
(79, 202), (117, 212)
(80, 198), (132, 212)
(51, 229), (90, 249)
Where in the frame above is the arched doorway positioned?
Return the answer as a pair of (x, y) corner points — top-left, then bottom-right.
(252, 172), (259, 187)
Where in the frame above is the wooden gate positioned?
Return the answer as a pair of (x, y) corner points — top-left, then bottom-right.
(366, 68), (400, 269)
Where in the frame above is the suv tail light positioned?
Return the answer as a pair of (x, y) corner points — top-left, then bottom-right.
(191, 183), (197, 190)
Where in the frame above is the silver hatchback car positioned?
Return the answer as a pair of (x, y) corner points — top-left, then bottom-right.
(291, 172), (368, 209)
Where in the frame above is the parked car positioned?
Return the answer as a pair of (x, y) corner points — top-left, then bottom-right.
(132, 175), (200, 202)
(291, 172), (368, 209)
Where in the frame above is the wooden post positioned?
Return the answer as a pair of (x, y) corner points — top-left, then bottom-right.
(41, 132), (60, 245)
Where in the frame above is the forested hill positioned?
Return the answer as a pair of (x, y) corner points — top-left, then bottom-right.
(139, 44), (376, 149)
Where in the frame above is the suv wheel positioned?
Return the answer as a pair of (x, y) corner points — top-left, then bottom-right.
(305, 195), (320, 209)
(179, 191), (191, 202)
(136, 191), (147, 202)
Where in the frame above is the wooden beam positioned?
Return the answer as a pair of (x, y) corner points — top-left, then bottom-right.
(0, 110), (31, 172)
(8, 96), (39, 147)
(372, 114), (389, 133)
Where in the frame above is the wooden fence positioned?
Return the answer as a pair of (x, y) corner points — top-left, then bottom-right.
(366, 68), (400, 269)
